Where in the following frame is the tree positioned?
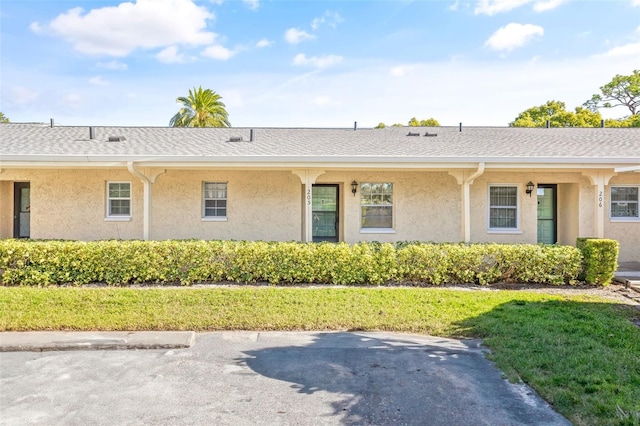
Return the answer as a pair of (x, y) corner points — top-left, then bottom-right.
(584, 70), (640, 115)
(169, 86), (230, 127)
(605, 114), (640, 128)
(408, 117), (440, 126)
(510, 100), (602, 127)
(374, 122), (386, 129)
(0, 112), (9, 123)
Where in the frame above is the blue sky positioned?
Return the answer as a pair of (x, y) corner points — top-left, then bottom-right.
(1, 0), (639, 127)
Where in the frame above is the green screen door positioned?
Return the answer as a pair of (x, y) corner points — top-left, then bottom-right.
(312, 185), (338, 242)
(537, 184), (556, 244)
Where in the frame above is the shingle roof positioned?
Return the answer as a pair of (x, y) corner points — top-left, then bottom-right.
(1, 123), (640, 165)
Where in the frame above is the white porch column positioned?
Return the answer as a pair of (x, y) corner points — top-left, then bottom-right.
(127, 163), (165, 240)
(292, 169), (325, 242)
(582, 171), (616, 238)
(449, 163), (485, 243)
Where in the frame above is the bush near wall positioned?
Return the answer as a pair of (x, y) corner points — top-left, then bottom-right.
(0, 240), (582, 287)
(576, 238), (619, 286)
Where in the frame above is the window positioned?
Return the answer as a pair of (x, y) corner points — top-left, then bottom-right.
(610, 186), (639, 220)
(107, 182), (131, 218)
(360, 182), (393, 229)
(203, 182), (227, 219)
(489, 185), (518, 229)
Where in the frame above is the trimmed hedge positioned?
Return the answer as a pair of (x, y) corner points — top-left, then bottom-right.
(0, 239), (582, 287)
(576, 238), (619, 286)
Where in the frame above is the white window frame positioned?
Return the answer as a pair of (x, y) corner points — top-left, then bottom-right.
(202, 181), (228, 222)
(610, 185), (640, 222)
(105, 181), (131, 221)
(487, 184), (522, 233)
(359, 182), (395, 234)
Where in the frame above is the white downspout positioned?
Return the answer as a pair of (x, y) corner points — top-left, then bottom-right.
(127, 162), (165, 240)
(463, 163), (485, 242)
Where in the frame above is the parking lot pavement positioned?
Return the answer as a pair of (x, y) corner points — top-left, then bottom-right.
(0, 331), (570, 425)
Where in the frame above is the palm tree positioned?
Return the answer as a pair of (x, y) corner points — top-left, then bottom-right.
(169, 87), (230, 127)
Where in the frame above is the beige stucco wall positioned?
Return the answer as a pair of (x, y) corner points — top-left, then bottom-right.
(318, 171), (461, 243)
(557, 183), (579, 246)
(0, 180), (12, 238)
(151, 170), (301, 241)
(606, 174), (640, 262)
(0, 169), (143, 240)
(1, 167), (637, 261)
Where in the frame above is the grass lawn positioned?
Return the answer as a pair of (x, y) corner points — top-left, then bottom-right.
(1, 286), (639, 425)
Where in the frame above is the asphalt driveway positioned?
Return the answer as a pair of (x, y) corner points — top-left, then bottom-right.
(0, 331), (570, 425)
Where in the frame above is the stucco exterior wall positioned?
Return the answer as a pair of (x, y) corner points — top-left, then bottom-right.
(1, 167), (637, 262)
(318, 171), (461, 243)
(606, 174), (640, 262)
(0, 181), (12, 238)
(0, 169), (143, 240)
(557, 183), (579, 246)
(151, 170), (301, 241)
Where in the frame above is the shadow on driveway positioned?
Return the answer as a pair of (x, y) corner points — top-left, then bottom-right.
(239, 332), (570, 425)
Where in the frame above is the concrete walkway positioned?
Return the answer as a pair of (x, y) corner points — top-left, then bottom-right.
(615, 261), (640, 292)
(0, 331), (570, 425)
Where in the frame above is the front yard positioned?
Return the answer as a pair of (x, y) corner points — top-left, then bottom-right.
(1, 286), (639, 425)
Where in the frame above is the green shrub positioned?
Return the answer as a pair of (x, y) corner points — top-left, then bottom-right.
(0, 239), (583, 287)
(576, 238), (619, 286)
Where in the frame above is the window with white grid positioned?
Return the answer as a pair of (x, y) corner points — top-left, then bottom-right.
(203, 182), (227, 218)
(488, 185), (518, 229)
(610, 186), (639, 220)
(360, 182), (393, 229)
(106, 182), (131, 218)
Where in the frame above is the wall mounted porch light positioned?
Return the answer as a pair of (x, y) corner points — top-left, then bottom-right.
(351, 181), (358, 196)
(525, 181), (535, 197)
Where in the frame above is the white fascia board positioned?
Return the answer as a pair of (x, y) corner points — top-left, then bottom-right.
(614, 165), (640, 173)
(1, 154), (638, 170)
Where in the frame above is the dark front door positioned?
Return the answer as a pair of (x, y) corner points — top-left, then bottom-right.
(13, 182), (30, 238)
(537, 184), (557, 244)
(312, 184), (339, 242)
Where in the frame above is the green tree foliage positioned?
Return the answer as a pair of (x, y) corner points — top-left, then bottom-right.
(170, 86), (230, 127)
(510, 100), (602, 127)
(604, 114), (640, 128)
(408, 117), (440, 126)
(0, 112), (9, 123)
(374, 122), (386, 129)
(584, 70), (640, 115)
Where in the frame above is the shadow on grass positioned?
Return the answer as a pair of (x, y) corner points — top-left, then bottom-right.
(239, 332), (571, 425)
(454, 299), (640, 426)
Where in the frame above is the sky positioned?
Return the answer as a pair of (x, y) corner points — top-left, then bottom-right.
(1, 0), (639, 128)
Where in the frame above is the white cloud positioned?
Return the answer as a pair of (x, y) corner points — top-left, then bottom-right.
(449, 1), (460, 11)
(474, 0), (565, 15)
(475, 0), (530, 15)
(311, 11), (343, 30)
(256, 39), (272, 48)
(284, 28), (315, 44)
(89, 76), (109, 86)
(7, 86), (39, 106)
(390, 65), (415, 77)
(244, 0), (259, 10)
(292, 53), (342, 69)
(32, 0), (216, 57)
(156, 46), (185, 63)
(533, 0), (566, 12)
(596, 42), (640, 58)
(632, 0), (640, 6)
(485, 23), (544, 52)
(310, 17), (325, 31)
(28, 22), (43, 34)
(201, 44), (235, 60)
(98, 60), (128, 70)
